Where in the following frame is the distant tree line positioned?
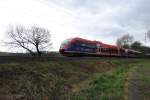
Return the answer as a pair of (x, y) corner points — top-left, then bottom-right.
(116, 32), (150, 54)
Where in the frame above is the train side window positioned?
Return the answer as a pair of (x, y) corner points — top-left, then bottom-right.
(75, 40), (82, 46)
(101, 48), (108, 53)
(81, 44), (86, 46)
(105, 48), (107, 52)
(101, 48), (103, 52)
(106, 48), (109, 52)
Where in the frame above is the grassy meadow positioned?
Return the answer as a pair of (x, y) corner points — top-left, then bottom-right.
(0, 57), (149, 100)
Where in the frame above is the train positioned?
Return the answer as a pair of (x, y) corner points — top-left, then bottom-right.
(59, 37), (141, 57)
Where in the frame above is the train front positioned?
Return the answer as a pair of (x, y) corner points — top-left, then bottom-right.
(59, 38), (73, 56)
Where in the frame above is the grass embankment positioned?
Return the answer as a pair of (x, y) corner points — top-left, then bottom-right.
(64, 60), (137, 100)
(0, 58), (143, 100)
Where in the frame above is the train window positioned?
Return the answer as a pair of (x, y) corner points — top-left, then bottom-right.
(101, 48), (110, 53)
(75, 40), (96, 48)
(75, 40), (82, 46)
(81, 44), (86, 46)
(109, 48), (118, 53)
(86, 44), (96, 48)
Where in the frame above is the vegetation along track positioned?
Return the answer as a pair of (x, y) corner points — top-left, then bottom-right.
(0, 56), (140, 63)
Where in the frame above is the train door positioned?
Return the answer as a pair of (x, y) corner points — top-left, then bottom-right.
(125, 49), (128, 57)
(96, 44), (101, 54)
(118, 48), (120, 56)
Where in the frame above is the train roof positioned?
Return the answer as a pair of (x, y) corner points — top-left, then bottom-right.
(72, 37), (95, 44)
(71, 37), (118, 49)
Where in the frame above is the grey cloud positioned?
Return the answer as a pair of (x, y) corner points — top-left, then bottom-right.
(49, 0), (150, 44)
(115, 0), (150, 29)
(50, 0), (126, 13)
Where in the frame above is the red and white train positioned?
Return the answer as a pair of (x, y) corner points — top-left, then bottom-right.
(59, 37), (141, 57)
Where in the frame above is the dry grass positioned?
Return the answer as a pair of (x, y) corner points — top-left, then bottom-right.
(0, 57), (142, 100)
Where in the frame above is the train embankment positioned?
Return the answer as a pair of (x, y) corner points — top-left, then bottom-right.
(0, 57), (148, 100)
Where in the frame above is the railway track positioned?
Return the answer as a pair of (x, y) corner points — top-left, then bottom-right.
(0, 56), (100, 63)
(0, 56), (136, 63)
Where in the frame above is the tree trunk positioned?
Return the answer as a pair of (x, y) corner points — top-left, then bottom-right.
(36, 45), (41, 56)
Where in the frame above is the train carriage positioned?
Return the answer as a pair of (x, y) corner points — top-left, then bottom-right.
(59, 37), (141, 57)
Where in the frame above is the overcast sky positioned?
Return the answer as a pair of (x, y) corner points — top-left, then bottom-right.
(0, 0), (150, 52)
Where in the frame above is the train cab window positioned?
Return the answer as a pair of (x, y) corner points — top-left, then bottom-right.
(61, 39), (72, 47)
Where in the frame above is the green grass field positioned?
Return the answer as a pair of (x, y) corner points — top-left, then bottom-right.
(0, 58), (149, 100)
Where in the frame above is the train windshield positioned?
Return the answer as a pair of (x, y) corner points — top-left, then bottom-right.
(60, 38), (72, 47)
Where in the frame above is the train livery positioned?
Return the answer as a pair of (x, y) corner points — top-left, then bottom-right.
(59, 37), (141, 57)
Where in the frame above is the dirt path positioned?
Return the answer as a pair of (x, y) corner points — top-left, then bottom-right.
(127, 63), (150, 100)
(127, 69), (143, 100)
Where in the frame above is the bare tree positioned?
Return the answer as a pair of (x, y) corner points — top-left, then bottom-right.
(116, 38), (122, 47)
(116, 34), (134, 48)
(6, 25), (52, 56)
